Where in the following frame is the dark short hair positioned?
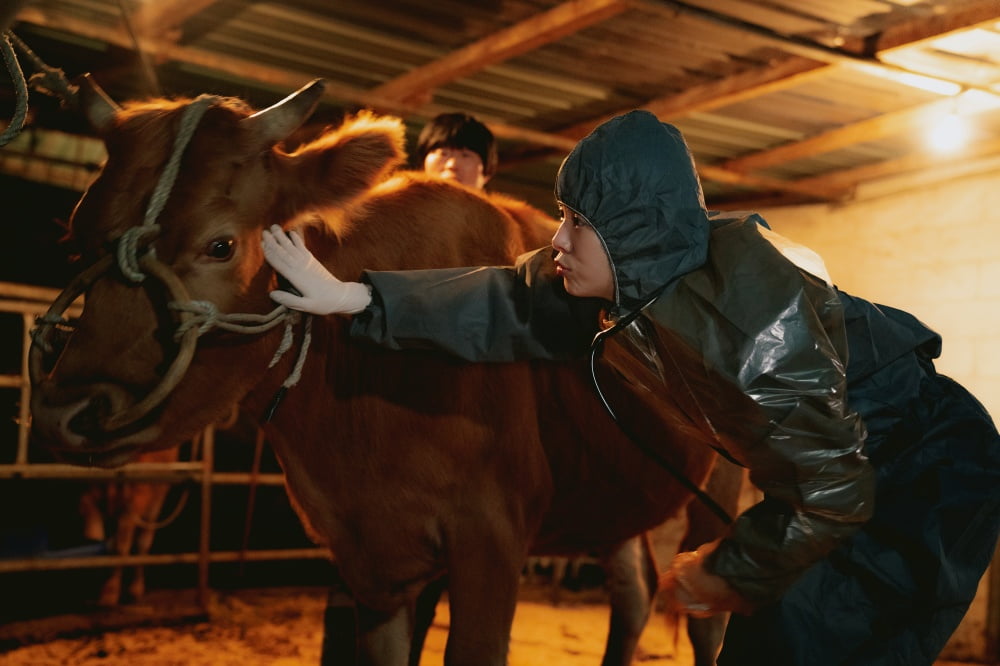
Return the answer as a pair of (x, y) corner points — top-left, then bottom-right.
(414, 112), (498, 177)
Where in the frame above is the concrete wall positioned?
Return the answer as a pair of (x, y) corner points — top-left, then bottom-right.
(757, 169), (1000, 663)
(759, 171), (1000, 422)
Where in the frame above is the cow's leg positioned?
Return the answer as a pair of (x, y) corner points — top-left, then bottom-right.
(98, 567), (124, 607)
(443, 528), (523, 666)
(409, 576), (447, 666)
(79, 487), (106, 543)
(321, 575), (360, 665)
(356, 602), (412, 666)
(126, 483), (170, 602)
(319, 571), (446, 666)
(600, 534), (658, 666)
(79, 486), (123, 606)
(681, 457), (746, 666)
(100, 508), (136, 607)
(549, 556), (568, 605)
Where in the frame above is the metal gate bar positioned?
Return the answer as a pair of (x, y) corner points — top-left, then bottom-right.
(0, 282), (327, 608)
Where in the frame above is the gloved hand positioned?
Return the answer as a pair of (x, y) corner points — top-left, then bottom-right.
(658, 539), (754, 617)
(261, 224), (372, 315)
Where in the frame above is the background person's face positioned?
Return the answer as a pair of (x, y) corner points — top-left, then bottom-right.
(423, 146), (488, 189)
(551, 204), (614, 301)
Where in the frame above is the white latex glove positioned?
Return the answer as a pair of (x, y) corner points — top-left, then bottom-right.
(261, 224), (372, 315)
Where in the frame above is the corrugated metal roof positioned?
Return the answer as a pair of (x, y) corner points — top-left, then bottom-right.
(4, 0), (1000, 210)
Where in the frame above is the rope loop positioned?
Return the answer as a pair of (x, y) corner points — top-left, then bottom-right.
(170, 300), (219, 338)
(27, 87), (312, 423)
(116, 224), (161, 282)
(29, 313), (72, 354)
(143, 95), (218, 227)
(4, 31), (78, 103)
(1, 31), (79, 147)
(0, 32), (29, 147)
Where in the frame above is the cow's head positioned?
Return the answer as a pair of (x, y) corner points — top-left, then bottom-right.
(29, 77), (406, 466)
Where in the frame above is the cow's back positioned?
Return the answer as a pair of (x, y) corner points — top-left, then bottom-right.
(277, 174), (713, 563)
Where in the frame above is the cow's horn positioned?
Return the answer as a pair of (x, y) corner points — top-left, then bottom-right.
(242, 79), (326, 147)
(76, 74), (120, 133)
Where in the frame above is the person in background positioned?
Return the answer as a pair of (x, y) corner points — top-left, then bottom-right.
(413, 112), (498, 190)
(263, 110), (1000, 665)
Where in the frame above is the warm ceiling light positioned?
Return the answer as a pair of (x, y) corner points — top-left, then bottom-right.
(926, 111), (970, 153)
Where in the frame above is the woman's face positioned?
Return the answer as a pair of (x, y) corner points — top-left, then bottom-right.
(551, 204), (614, 301)
(423, 146), (488, 190)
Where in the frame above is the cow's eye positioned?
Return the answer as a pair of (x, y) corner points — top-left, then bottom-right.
(205, 237), (235, 261)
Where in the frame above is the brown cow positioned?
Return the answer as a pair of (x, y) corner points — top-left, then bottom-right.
(78, 446), (181, 606)
(29, 78), (729, 665)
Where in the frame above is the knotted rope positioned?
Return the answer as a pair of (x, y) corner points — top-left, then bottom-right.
(1, 30), (78, 147)
(29, 89), (312, 425)
(107, 92), (311, 388)
(169, 298), (311, 379)
(118, 94), (218, 283)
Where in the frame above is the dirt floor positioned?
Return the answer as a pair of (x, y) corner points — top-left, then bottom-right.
(0, 585), (690, 666)
(0, 584), (986, 666)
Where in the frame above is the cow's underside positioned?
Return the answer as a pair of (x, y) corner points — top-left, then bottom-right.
(241, 318), (719, 664)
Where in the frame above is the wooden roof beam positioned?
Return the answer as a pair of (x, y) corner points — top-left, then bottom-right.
(368, 0), (631, 105)
(722, 96), (961, 173)
(693, 0), (1000, 173)
(868, 0), (1000, 54)
(14, 8), (424, 112)
(1, 0), (32, 33)
(559, 56), (830, 141)
(560, 0), (1000, 142)
(697, 164), (849, 201)
(14, 6), (578, 153)
(127, 0), (220, 41)
(791, 135), (1000, 194)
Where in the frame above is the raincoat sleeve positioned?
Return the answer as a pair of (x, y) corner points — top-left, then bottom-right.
(680, 219), (875, 606)
(349, 247), (604, 361)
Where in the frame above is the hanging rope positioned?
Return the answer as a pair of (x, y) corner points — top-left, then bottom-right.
(105, 93), (314, 402)
(1, 32), (28, 147)
(5, 31), (77, 101)
(116, 95), (219, 283)
(142, 97), (216, 225)
(26, 86), (312, 424)
(1, 30), (78, 147)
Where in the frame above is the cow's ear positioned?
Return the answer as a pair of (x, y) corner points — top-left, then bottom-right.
(285, 111), (407, 209)
(242, 79), (326, 149)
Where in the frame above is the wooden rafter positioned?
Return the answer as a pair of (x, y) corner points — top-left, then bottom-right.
(792, 135), (1000, 193)
(16, 7), (419, 112)
(11, 0), (1000, 202)
(697, 164), (848, 201)
(1, 0), (32, 33)
(368, 0), (632, 105)
(559, 57), (831, 141)
(546, 0), (1000, 195)
(710, 0), (1000, 174)
(722, 96), (961, 173)
(127, 0), (221, 40)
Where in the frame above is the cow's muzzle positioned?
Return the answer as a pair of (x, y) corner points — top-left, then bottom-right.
(29, 251), (200, 436)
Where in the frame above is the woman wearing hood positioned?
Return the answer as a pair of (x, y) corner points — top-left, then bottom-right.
(262, 110), (1000, 665)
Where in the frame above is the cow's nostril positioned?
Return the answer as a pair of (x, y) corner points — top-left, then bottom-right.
(67, 392), (111, 436)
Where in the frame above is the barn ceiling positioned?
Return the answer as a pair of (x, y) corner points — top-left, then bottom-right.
(3, 0), (1000, 213)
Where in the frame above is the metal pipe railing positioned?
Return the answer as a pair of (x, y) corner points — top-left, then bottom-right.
(0, 281), (327, 606)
